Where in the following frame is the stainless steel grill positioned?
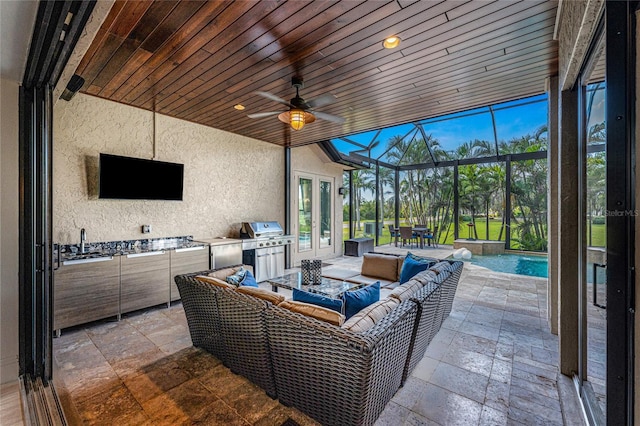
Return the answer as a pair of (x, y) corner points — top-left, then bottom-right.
(240, 221), (293, 282)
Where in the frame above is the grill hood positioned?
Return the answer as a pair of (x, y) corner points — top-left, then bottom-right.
(240, 221), (284, 239)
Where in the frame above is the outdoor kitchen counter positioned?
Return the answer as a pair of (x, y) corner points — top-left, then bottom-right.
(195, 238), (243, 269)
(57, 236), (206, 263)
(194, 237), (243, 246)
(54, 236), (211, 333)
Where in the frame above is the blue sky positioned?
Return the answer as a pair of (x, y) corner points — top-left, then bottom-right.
(333, 93), (550, 161)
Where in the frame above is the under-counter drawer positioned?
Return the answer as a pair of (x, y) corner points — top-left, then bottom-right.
(120, 251), (170, 313)
(54, 256), (120, 331)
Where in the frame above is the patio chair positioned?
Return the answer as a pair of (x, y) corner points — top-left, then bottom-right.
(425, 226), (439, 248)
(413, 224), (426, 246)
(387, 225), (398, 245)
(399, 226), (417, 248)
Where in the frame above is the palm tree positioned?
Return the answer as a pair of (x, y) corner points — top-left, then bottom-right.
(350, 169), (375, 232)
(500, 126), (548, 250)
(458, 163), (483, 239)
(386, 134), (430, 225)
(376, 166), (394, 227)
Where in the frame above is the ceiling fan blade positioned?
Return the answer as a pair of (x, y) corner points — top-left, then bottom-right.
(306, 93), (336, 109)
(314, 111), (345, 124)
(254, 91), (292, 107)
(247, 111), (282, 119)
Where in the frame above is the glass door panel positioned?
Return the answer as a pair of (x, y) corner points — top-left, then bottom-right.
(298, 178), (313, 252)
(579, 31), (606, 423)
(319, 180), (332, 249)
(584, 81), (607, 420)
(294, 173), (336, 263)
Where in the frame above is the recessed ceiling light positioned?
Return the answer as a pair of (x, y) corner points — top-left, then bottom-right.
(383, 36), (401, 49)
(234, 104), (245, 110)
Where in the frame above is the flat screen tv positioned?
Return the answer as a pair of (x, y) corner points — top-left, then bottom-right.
(99, 153), (184, 200)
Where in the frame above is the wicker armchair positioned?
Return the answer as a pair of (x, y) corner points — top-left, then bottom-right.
(175, 266), (277, 397)
(403, 281), (441, 382)
(266, 301), (419, 426)
(440, 262), (463, 319)
(398, 226), (417, 248)
(215, 288), (277, 397)
(402, 261), (463, 381)
(174, 272), (226, 359)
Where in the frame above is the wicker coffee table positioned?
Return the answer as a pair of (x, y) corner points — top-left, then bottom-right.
(268, 272), (366, 299)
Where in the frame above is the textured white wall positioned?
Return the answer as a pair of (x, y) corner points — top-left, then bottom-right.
(556, 0), (604, 90)
(291, 144), (346, 262)
(0, 78), (20, 383)
(53, 93), (285, 244)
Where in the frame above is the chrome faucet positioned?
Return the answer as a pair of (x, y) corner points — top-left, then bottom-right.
(80, 228), (87, 253)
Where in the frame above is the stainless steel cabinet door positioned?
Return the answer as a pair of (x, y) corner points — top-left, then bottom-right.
(255, 249), (271, 282)
(270, 246), (285, 279)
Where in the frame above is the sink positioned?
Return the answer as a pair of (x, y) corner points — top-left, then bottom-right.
(61, 252), (113, 266)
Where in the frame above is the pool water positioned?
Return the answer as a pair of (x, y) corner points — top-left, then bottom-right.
(464, 253), (607, 282)
(467, 253), (548, 278)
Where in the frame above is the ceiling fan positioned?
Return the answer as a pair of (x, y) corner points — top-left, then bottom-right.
(248, 77), (345, 131)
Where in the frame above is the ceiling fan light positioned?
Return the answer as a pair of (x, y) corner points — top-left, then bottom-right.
(290, 109), (306, 131)
(277, 110), (316, 130)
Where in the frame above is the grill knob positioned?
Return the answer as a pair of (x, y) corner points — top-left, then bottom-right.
(259, 243), (264, 247)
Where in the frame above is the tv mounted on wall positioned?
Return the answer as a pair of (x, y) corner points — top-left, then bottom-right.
(99, 153), (184, 200)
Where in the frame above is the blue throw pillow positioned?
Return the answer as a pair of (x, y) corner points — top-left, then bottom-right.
(399, 253), (434, 284)
(239, 270), (259, 287)
(226, 267), (248, 286)
(292, 288), (343, 313)
(342, 282), (380, 319)
(406, 252), (437, 264)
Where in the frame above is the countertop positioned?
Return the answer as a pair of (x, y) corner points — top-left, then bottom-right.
(195, 238), (243, 246)
(57, 236), (207, 263)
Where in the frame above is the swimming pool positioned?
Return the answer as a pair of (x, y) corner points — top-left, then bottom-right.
(462, 252), (606, 282)
(466, 253), (549, 278)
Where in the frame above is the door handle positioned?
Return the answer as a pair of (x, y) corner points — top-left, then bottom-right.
(126, 250), (165, 258)
(174, 246), (205, 253)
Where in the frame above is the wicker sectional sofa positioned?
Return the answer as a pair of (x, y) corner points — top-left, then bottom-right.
(322, 252), (406, 288)
(175, 257), (463, 426)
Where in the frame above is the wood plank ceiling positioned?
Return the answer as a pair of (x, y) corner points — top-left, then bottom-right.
(75, 0), (559, 147)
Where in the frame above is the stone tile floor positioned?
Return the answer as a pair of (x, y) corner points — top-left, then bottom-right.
(50, 248), (585, 425)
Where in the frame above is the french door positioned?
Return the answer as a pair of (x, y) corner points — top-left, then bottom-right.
(293, 172), (335, 264)
(577, 3), (635, 424)
(577, 23), (607, 423)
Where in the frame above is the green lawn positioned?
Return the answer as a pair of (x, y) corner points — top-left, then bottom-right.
(343, 219), (606, 249)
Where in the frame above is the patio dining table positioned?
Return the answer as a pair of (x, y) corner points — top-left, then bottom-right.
(392, 227), (432, 249)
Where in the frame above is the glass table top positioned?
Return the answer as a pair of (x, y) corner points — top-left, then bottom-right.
(267, 272), (366, 299)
